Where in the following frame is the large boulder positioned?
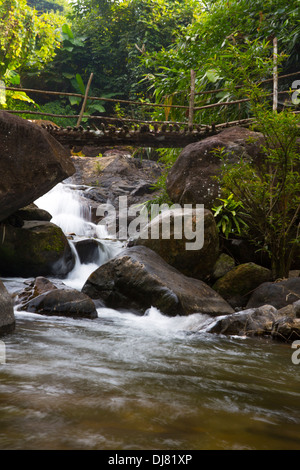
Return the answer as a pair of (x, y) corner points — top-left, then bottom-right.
(246, 278), (300, 310)
(70, 153), (162, 217)
(82, 245), (234, 317)
(0, 221), (75, 278)
(212, 262), (272, 308)
(134, 208), (219, 281)
(0, 111), (75, 222)
(166, 127), (264, 209)
(0, 281), (15, 336)
(18, 288), (98, 319)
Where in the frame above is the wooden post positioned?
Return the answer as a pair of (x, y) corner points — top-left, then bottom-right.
(273, 37), (278, 112)
(77, 73), (94, 126)
(189, 69), (196, 129)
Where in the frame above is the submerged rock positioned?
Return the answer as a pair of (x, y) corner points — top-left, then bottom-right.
(82, 245), (234, 317)
(134, 208), (219, 281)
(19, 288), (98, 319)
(0, 281), (15, 336)
(0, 221), (75, 278)
(0, 111), (75, 222)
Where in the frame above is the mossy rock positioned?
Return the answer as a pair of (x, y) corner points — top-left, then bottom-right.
(0, 221), (75, 278)
(212, 253), (236, 280)
(212, 262), (272, 308)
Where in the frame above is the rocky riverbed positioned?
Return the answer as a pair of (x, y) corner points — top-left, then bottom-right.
(0, 111), (300, 343)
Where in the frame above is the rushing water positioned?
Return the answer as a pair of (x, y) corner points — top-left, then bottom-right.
(0, 182), (300, 450)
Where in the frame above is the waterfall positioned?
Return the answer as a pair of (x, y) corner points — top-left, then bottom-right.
(35, 182), (123, 289)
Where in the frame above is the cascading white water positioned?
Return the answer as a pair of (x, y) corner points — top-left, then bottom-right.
(35, 182), (124, 289)
(35, 182), (106, 238)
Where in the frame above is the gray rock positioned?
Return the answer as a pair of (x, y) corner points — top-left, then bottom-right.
(212, 262), (272, 308)
(0, 111), (75, 222)
(212, 253), (236, 280)
(271, 315), (300, 343)
(135, 208), (219, 281)
(19, 288), (98, 319)
(166, 127), (264, 209)
(207, 305), (279, 337)
(0, 221), (75, 278)
(246, 278), (300, 310)
(0, 281), (15, 336)
(82, 245), (234, 317)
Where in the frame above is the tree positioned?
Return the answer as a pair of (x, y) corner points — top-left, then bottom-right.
(67, 0), (197, 100)
(0, 0), (64, 80)
(217, 109), (300, 280)
(143, 0), (300, 124)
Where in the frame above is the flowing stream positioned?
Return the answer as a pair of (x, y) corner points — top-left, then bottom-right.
(0, 182), (300, 450)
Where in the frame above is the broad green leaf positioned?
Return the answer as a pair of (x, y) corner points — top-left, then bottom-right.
(205, 69), (222, 83)
(62, 23), (74, 40)
(75, 74), (86, 95)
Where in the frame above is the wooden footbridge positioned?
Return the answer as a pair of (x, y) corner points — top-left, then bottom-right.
(39, 118), (253, 149)
(4, 67), (300, 148)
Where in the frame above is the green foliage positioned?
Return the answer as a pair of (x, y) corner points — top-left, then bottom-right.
(144, 0), (300, 125)
(27, 0), (70, 13)
(212, 194), (248, 239)
(0, 0), (65, 110)
(217, 110), (300, 279)
(0, 0), (64, 78)
(67, 0), (197, 101)
(146, 147), (181, 205)
(37, 99), (78, 126)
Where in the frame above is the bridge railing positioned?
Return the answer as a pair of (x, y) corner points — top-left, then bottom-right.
(2, 69), (300, 130)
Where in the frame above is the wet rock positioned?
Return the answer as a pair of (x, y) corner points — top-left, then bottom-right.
(74, 238), (102, 264)
(15, 204), (52, 222)
(166, 127), (264, 209)
(70, 154), (162, 210)
(0, 111), (75, 222)
(212, 262), (272, 309)
(0, 221), (75, 278)
(271, 316), (300, 343)
(135, 208), (219, 281)
(19, 288), (97, 319)
(82, 245), (234, 317)
(246, 278), (300, 310)
(17, 276), (58, 305)
(207, 305), (279, 338)
(0, 281), (15, 336)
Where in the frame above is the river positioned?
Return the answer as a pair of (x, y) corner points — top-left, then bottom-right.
(0, 182), (299, 450)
